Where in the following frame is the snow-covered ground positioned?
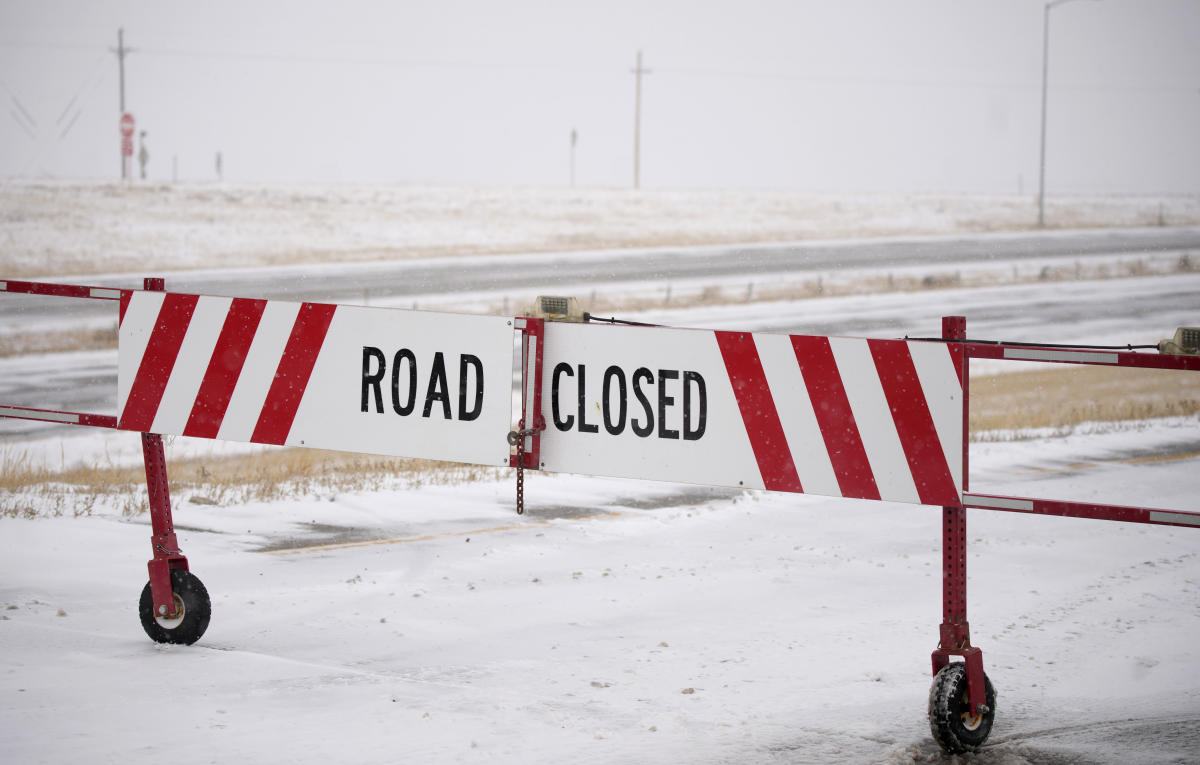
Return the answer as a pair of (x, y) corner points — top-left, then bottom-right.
(1, 184), (1198, 763)
(1, 421), (1197, 764)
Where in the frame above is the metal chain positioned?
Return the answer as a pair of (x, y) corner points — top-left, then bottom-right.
(515, 433), (525, 515)
(508, 426), (542, 515)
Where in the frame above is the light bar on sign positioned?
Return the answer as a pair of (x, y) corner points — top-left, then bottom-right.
(527, 295), (586, 323)
(1158, 327), (1200, 356)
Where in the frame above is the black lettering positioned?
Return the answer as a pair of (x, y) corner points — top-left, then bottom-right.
(458, 354), (483, 421)
(361, 346), (385, 413)
(683, 370), (707, 440)
(423, 352), (451, 419)
(602, 366), (627, 435)
(658, 369), (680, 439)
(551, 362), (574, 431)
(631, 367), (654, 437)
(390, 348), (417, 416)
(577, 364), (599, 433)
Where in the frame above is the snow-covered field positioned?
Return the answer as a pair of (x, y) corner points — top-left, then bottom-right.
(3, 181), (1199, 278)
(1, 184), (1198, 763)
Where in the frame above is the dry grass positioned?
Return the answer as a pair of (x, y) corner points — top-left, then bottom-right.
(169, 448), (503, 505)
(0, 449), (147, 518)
(0, 447), (504, 519)
(970, 365), (1200, 439)
(0, 325), (118, 358)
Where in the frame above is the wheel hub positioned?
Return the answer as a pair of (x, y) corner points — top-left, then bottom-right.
(153, 593), (186, 629)
(960, 707), (984, 731)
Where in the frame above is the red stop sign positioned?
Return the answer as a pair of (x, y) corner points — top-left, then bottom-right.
(120, 113), (135, 138)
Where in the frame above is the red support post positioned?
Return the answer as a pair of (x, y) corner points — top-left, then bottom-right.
(508, 317), (546, 514)
(509, 316), (546, 470)
(932, 315), (989, 716)
(140, 277), (188, 619)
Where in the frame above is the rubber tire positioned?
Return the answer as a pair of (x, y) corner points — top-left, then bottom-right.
(928, 662), (997, 754)
(138, 569), (211, 645)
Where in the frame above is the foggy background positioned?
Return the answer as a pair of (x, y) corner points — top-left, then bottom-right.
(1, 0), (1197, 193)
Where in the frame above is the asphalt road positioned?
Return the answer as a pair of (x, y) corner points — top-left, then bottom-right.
(3, 226), (1199, 324)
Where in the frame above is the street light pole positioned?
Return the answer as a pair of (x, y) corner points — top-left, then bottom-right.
(1037, 0), (1099, 227)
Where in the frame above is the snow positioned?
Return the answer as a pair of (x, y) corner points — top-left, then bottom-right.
(1, 184), (1199, 763)
(2, 426), (1198, 763)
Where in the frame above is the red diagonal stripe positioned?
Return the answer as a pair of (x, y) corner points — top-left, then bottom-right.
(183, 298), (267, 439)
(868, 340), (959, 506)
(790, 335), (880, 500)
(950, 343), (964, 387)
(250, 302), (337, 445)
(119, 293), (199, 432)
(714, 331), (803, 492)
(118, 290), (131, 327)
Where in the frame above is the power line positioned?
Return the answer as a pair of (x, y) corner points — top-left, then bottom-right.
(3, 38), (1192, 94)
(0, 39), (105, 52)
(654, 64), (1198, 94)
(135, 45), (616, 76)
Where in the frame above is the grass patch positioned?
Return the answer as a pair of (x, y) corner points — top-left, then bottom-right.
(0, 449), (146, 518)
(0, 325), (118, 358)
(971, 365), (1200, 440)
(0, 447), (504, 519)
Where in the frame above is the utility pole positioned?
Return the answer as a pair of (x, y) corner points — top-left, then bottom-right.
(631, 50), (651, 189)
(112, 28), (134, 180)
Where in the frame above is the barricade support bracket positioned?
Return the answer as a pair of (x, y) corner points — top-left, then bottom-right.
(138, 277), (188, 618)
(509, 317), (546, 514)
(932, 315), (990, 717)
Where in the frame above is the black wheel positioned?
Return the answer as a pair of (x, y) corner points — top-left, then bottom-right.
(928, 662), (996, 754)
(138, 569), (211, 645)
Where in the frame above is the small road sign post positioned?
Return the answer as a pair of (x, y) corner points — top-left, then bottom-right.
(120, 113), (135, 179)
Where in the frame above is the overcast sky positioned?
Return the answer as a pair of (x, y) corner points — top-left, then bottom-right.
(1, 0), (1197, 193)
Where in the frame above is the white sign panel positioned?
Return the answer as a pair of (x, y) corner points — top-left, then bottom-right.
(539, 322), (763, 488)
(118, 292), (514, 466)
(538, 321), (962, 507)
(296, 305), (514, 464)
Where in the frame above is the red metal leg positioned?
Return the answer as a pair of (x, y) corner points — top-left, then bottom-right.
(140, 277), (188, 619)
(931, 315), (989, 715)
(144, 428), (188, 619)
